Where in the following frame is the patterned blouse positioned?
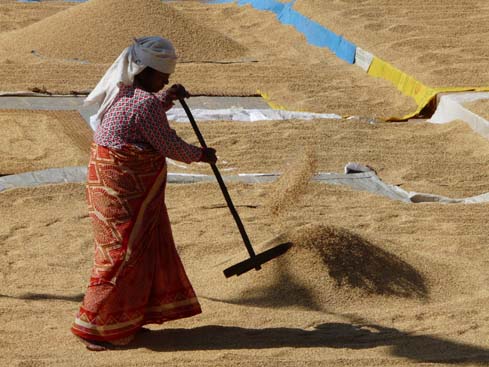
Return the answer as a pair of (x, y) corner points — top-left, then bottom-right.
(94, 84), (203, 164)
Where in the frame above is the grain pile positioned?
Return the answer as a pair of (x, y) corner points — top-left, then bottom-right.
(0, 0), (247, 64)
(0, 110), (91, 175)
(175, 181), (486, 317)
(0, 1), (73, 32)
(172, 1), (417, 117)
(210, 223), (428, 312)
(286, 224), (427, 299)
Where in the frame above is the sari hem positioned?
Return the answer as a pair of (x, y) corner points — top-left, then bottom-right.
(71, 305), (202, 342)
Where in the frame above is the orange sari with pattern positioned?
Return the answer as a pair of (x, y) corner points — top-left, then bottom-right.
(71, 144), (201, 341)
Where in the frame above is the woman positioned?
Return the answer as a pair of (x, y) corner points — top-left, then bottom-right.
(71, 37), (217, 351)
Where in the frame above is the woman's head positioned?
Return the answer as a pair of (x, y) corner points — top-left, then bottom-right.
(85, 36), (178, 129)
(132, 37), (177, 92)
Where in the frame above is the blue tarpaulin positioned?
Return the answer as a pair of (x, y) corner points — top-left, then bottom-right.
(209, 0), (356, 63)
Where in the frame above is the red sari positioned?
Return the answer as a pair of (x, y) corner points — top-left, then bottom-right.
(72, 143), (201, 341)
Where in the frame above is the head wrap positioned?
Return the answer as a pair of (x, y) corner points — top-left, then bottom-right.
(84, 36), (177, 130)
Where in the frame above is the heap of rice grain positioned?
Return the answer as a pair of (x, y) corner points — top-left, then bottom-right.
(0, 0), (247, 63)
(267, 148), (318, 217)
(208, 224), (428, 311)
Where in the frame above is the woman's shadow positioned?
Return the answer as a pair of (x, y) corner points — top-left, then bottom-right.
(132, 323), (489, 364)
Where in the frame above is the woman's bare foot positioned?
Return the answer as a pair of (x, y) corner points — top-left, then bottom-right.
(76, 332), (137, 351)
(76, 336), (108, 352)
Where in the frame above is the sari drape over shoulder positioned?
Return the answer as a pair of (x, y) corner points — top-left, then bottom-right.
(72, 144), (201, 341)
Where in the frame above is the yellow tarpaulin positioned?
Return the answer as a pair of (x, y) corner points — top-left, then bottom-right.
(259, 58), (489, 120)
(368, 56), (489, 120)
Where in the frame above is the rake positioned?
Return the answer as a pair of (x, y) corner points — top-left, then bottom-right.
(179, 98), (292, 277)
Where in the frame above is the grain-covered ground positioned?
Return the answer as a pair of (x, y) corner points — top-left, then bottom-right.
(4, 110), (489, 198)
(1, 1), (489, 366)
(2, 0), (489, 116)
(293, 0), (489, 88)
(464, 99), (489, 121)
(0, 0), (72, 32)
(0, 110), (91, 175)
(1, 182), (489, 366)
(171, 118), (489, 198)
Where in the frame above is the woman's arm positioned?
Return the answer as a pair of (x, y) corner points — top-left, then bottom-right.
(155, 84), (189, 112)
(137, 96), (204, 164)
(154, 90), (174, 112)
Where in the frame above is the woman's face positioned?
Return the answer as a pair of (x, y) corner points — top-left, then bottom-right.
(151, 70), (170, 92)
(136, 68), (170, 93)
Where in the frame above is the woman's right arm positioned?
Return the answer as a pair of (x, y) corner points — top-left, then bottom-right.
(137, 97), (215, 164)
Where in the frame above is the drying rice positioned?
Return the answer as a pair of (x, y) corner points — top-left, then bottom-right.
(0, 174), (488, 365)
(0, 0), (417, 118)
(0, 0), (247, 64)
(293, 0), (489, 87)
(0, 0), (73, 33)
(266, 147), (318, 217)
(1, 1), (489, 366)
(211, 222), (430, 312)
(464, 99), (489, 121)
(0, 110), (91, 175)
(170, 118), (489, 198)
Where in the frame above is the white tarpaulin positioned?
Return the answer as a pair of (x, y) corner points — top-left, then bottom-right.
(2, 166), (489, 204)
(354, 47), (374, 72)
(428, 92), (489, 138)
(166, 108), (341, 123)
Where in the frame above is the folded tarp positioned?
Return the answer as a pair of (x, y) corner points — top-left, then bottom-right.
(3, 166), (489, 204)
(428, 92), (489, 139)
(367, 57), (489, 121)
(367, 57), (437, 120)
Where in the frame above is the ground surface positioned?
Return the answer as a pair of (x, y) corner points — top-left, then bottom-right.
(1, 1), (489, 366)
(1, 182), (489, 366)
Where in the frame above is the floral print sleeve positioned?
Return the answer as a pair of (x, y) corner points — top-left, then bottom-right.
(137, 96), (202, 164)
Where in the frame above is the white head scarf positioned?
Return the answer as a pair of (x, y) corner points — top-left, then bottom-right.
(84, 36), (177, 130)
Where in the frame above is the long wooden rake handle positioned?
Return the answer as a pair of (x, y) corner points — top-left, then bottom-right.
(179, 98), (259, 263)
